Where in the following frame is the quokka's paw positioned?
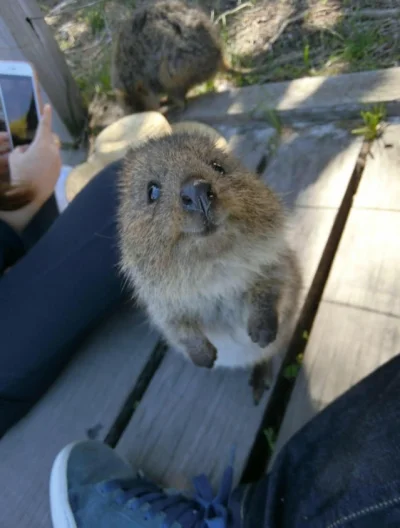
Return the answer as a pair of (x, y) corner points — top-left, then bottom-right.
(247, 309), (278, 349)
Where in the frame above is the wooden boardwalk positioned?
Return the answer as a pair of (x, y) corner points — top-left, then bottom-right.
(272, 123), (400, 461)
(0, 119), (399, 527)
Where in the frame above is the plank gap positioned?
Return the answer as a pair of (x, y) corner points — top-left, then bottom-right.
(104, 340), (168, 448)
(256, 154), (268, 175)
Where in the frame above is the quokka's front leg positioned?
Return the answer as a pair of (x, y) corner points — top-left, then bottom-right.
(247, 276), (281, 349)
(165, 319), (217, 369)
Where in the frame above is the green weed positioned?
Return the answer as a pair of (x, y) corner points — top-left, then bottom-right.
(263, 427), (277, 452)
(265, 109), (282, 135)
(352, 105), (387, 141)
(220, 25), (229, 44)
(303, 43), (310, 69)
(80, 2), (107, 35)
(283, 353), (304, 381)
(87, 10), (105, 35)
(264, 64), (309, 83)
(74, 52), (112, 105)
(192, 78), (216, 95)
(95, 60), (112, 93)
(341, 29), (379, 64)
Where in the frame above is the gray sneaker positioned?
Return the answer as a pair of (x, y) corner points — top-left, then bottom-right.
(49, 440), (241, 528)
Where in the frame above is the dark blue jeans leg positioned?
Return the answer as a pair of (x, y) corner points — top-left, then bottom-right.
(22, 193), (60, 250)
(0, 161), (127, 438)
(241, 354), (400, 527)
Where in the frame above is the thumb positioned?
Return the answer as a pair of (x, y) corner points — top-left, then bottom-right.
(9, 143), (30, 162)
(33, 104), (52, 143)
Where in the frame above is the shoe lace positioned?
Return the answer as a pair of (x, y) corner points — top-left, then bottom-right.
(98, 449), (235, 528)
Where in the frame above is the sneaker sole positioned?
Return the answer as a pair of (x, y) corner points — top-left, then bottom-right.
(49, 442), (79, 528)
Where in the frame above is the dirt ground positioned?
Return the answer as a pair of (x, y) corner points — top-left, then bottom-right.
(38, 0), (400, 121)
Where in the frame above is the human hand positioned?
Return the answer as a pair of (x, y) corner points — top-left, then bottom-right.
(9, 104), (61, 206)
(0, 105), (61, 232)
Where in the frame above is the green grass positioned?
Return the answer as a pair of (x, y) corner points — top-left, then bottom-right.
(228, 13), (392, 88)
(83, 3), (106, 35)
(352, 104), (387, 141)
(263, 427), (277, 453)
(323, 24), (388, 74)
(75, 1), (108, 36)
(202, 78), (217, 93)
(283, 353), (304, 381)
(233, 71), (263, 87)
(265, 108), (282, 135)
(190, 78), (216, 97)
(220, 25), (229, 45)
(75, 52), (112, 105)
(303, 43), (311, 70)
(95, 59), (112, 93)
(341, 28), (382, 65)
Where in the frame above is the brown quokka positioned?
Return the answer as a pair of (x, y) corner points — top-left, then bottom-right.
(118, 132), (301, 403)
(111, 0), (252, 114)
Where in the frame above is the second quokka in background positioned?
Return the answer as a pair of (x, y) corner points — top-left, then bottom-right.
(111, 0), (255, 114)
(118, 132), (302, 403)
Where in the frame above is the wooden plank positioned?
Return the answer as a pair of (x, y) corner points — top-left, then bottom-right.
(172, 67), (400, 125)
(262, 126), (363, 209)
(0, 16), (25, 61)
(0, 305), (159, 527)
(323, 210), (400, 317)
(286, 208), (336, 290)
(0, 1), (86, 139)
(225, 126), (276, 173)
(271, 303), (400, 465)
(117, 351), (282, 491)
(322, 121), (400, 315)
(353, 123), (400, 211)
(116, 130), (362, 490)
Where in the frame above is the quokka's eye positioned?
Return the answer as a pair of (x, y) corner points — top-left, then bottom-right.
(210, 161), (225, 175)
(147, 182), (161, 203)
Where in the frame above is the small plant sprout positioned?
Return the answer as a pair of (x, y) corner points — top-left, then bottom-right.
(263, 427), (277, 452)
(283, 353), (304, 381)
(352, 105), (387, 141)
(265, 108), (282, 135)
(303, 43), (310, 69)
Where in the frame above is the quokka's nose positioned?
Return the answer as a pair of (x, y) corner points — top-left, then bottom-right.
(180, 180), (215, 214)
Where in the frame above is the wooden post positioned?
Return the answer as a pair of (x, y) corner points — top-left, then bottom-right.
(0, 0), (87, 141)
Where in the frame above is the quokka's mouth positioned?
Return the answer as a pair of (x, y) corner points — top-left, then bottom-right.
(201, 220), (218, 236)
(184, 220), (218, 237)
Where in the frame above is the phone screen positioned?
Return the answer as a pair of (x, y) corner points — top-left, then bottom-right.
(0, 74), (39, 148)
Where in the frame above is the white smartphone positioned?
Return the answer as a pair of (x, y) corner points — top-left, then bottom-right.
(0, 61), (42, 150)
(0, 85), (10, 137)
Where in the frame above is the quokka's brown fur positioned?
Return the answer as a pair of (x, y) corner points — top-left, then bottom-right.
(118, 132), (302, 403)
